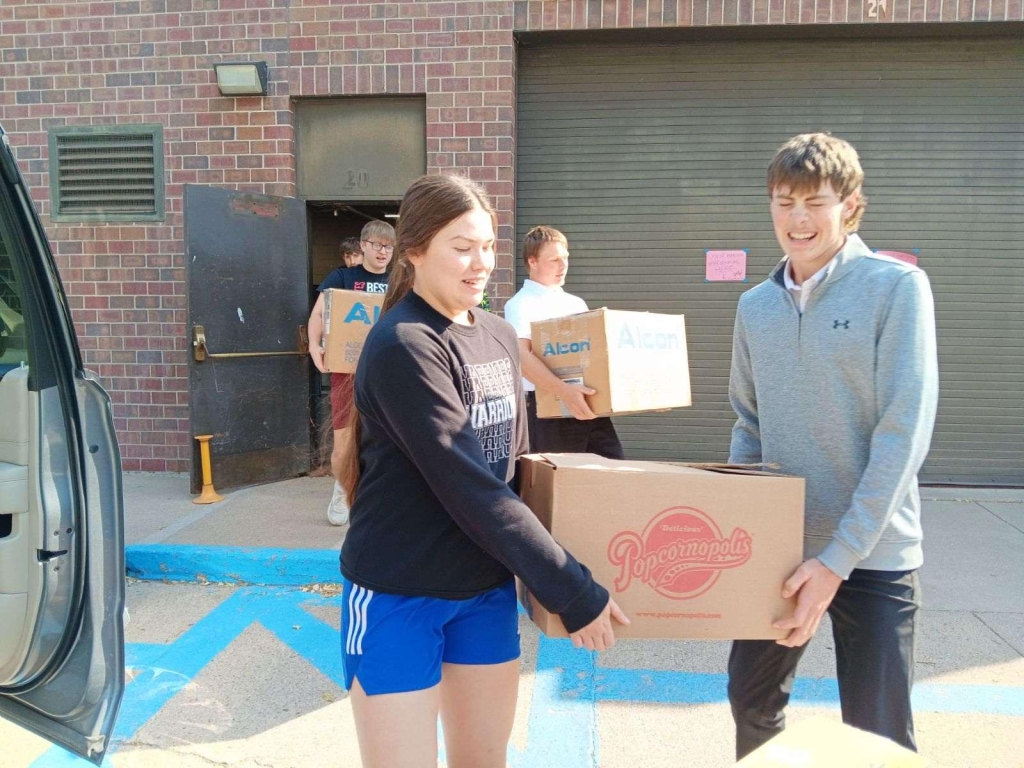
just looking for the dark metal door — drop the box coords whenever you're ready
[185,185,311,492]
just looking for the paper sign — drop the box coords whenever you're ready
[706,250,747,282]
[876,249,919,266]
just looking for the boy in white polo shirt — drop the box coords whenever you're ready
[504,226,624,459]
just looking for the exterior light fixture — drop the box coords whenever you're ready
[213,62,269,96]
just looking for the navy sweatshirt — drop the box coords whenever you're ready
[341,291,609,633]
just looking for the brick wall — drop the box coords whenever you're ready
[0,0,1018,472]
[513,0,1022,25]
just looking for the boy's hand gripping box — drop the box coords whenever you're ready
[530,309,691,419]
[517,454,805,640]
[322,289,385,373]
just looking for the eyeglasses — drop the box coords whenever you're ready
[365,240,394,254]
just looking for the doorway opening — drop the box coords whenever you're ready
[307,200,400,472]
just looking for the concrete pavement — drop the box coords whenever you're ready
[5,473,1024,767]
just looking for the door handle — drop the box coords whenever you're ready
[192,325,309,362]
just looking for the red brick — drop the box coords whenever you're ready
[618,0,633,25]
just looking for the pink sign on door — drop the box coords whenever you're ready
[705,250,748,282]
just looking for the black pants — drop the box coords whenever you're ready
[728,568,921,760]
[525,392,624,459]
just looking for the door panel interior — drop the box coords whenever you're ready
[0,366,31,673]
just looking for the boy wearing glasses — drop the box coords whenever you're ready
[308,219,396,525]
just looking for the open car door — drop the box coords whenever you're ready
[0,128,125,763]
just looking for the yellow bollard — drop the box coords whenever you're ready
[193,434,225,504]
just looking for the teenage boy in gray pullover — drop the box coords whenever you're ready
[726,133,939,759]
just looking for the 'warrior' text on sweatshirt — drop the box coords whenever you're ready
[341,291,609,633]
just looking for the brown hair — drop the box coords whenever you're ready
[767,133,867,232]
[360,219,396,245]
[522,225,568,272]
[338,174,497,503]
[339,236,361,265]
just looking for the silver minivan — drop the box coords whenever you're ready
[0,125,125,763]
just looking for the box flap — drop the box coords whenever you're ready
[520,454,796,479]
[528,308,603,329]
[596,307,686,321]
[670,462,795,478]
[522,453,703,476]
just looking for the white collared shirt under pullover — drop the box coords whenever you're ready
[728,234,940,578]
[783,258,833,313]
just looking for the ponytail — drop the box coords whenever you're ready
[337,173,497,505]
[381,256,415,314]
[337,388,362,504]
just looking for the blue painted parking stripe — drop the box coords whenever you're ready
[123,643,169,670]
[126,544,341,586]
[911,681,1024,717]
[520,626,599,767]
[257,595,348,690]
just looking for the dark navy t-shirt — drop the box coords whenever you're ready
[319,265,389,295]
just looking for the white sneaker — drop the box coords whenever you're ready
[327,481,349,526]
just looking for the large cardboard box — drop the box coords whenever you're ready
[322,289,385,373]
[736,718,930,766]
[517,454,804,640]
[530,308,691,418]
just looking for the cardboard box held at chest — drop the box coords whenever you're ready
[322,289,385,374]
[530,308,691,419]
[517,454,805,640]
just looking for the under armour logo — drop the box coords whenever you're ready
[833,320,850,329]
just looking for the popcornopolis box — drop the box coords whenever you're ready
[322,289,385,373]
[516,453,804,640]
[530,308,691,418]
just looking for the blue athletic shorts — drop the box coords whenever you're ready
[341,578,521,696]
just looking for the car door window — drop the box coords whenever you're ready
[0,233,27,369]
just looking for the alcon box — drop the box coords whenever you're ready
[530,308,691,419]
[516,454,805,640]
[322,289,386,374]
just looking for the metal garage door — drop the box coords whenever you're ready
[515,36,1024,485]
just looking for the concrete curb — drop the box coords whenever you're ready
[125,544,342,586]
[922,487,1024,502]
